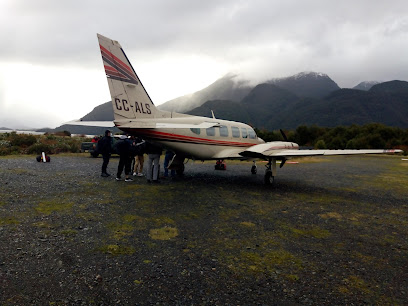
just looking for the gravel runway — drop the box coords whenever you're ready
[0,154,407,304]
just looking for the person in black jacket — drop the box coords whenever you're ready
[99,130,112,177]
[115,135,133,182]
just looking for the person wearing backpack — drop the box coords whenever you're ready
[99,130,113,177]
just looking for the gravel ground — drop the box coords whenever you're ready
[0,154,407,305]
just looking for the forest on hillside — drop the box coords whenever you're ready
[256,123,408,153]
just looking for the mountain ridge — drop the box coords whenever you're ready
[38,72,408,134]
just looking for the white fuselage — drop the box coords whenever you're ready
[116,116,265,160]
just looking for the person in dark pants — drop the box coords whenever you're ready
[163,150,176,178]
[98,130,113,177]
[115,135,133,182]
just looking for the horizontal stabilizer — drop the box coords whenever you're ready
[64,120,115,127]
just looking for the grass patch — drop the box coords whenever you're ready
[97,244,136,255]
[108,222,136,240]
[240,221,256,227]
[339,275,373,296]
[278,223,331,239]
[226,248,303,275]
[149,226,179,240]
[35,200,74,215]
[0,216,20,226]
[60,229,78,237]
[319,212,343,220]
[356,160,408,196]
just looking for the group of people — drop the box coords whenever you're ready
[99,129,175,183]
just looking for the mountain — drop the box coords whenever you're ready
[37,102,119,135]
[49,73,408,135]
[369,80,408,95]
[81,102,114,121]
[160,72,339,113]
[37,125,120,136]
[187,80,408,130]
[353,81,379,91]
[267,72,340,98]
[280,84,408,128]
[158,74,252,113]
[187,100,252,124]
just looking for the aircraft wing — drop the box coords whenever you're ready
[240,143,403,159]
[212,148,248,159]
[64,120,218,129]
[153,122,219,129]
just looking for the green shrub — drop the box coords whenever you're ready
[9,134,37,147]
[27,143,53,155]
[315,139,326,149]
[0,147,11,156]
[54,130,71,137]
[0,140,11,148]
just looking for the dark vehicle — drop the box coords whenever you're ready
[81,135,119,157]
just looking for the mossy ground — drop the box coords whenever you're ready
[0,154,406,304]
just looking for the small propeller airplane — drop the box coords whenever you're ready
[69,34,403,184]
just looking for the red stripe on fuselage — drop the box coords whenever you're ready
[120,128,258,147]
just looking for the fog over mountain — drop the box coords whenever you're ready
[158,74,252,113]
[43,71,408,134]
[353,81,380,91]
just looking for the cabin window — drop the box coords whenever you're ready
[206,127,215,136]
[248,128,256,139]
[219,125,229,137]
[241,128,248,138]
[231,126,240,138]
[190,128,200,135]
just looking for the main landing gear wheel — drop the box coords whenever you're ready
[264,170,274,185]
[251,165,257,174]
[215,160,226,170]
[176,163,185,176]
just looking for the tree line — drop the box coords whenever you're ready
[255,123,408,152]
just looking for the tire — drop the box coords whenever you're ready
[251,165,257,174]
[91,152,99,158]
[264,170,274,185]
[176,163,185,176]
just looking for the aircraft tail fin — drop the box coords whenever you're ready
[97,34,163,120]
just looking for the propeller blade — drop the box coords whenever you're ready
[280,129,288,141]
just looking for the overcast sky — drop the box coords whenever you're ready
[1,0,407,129]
